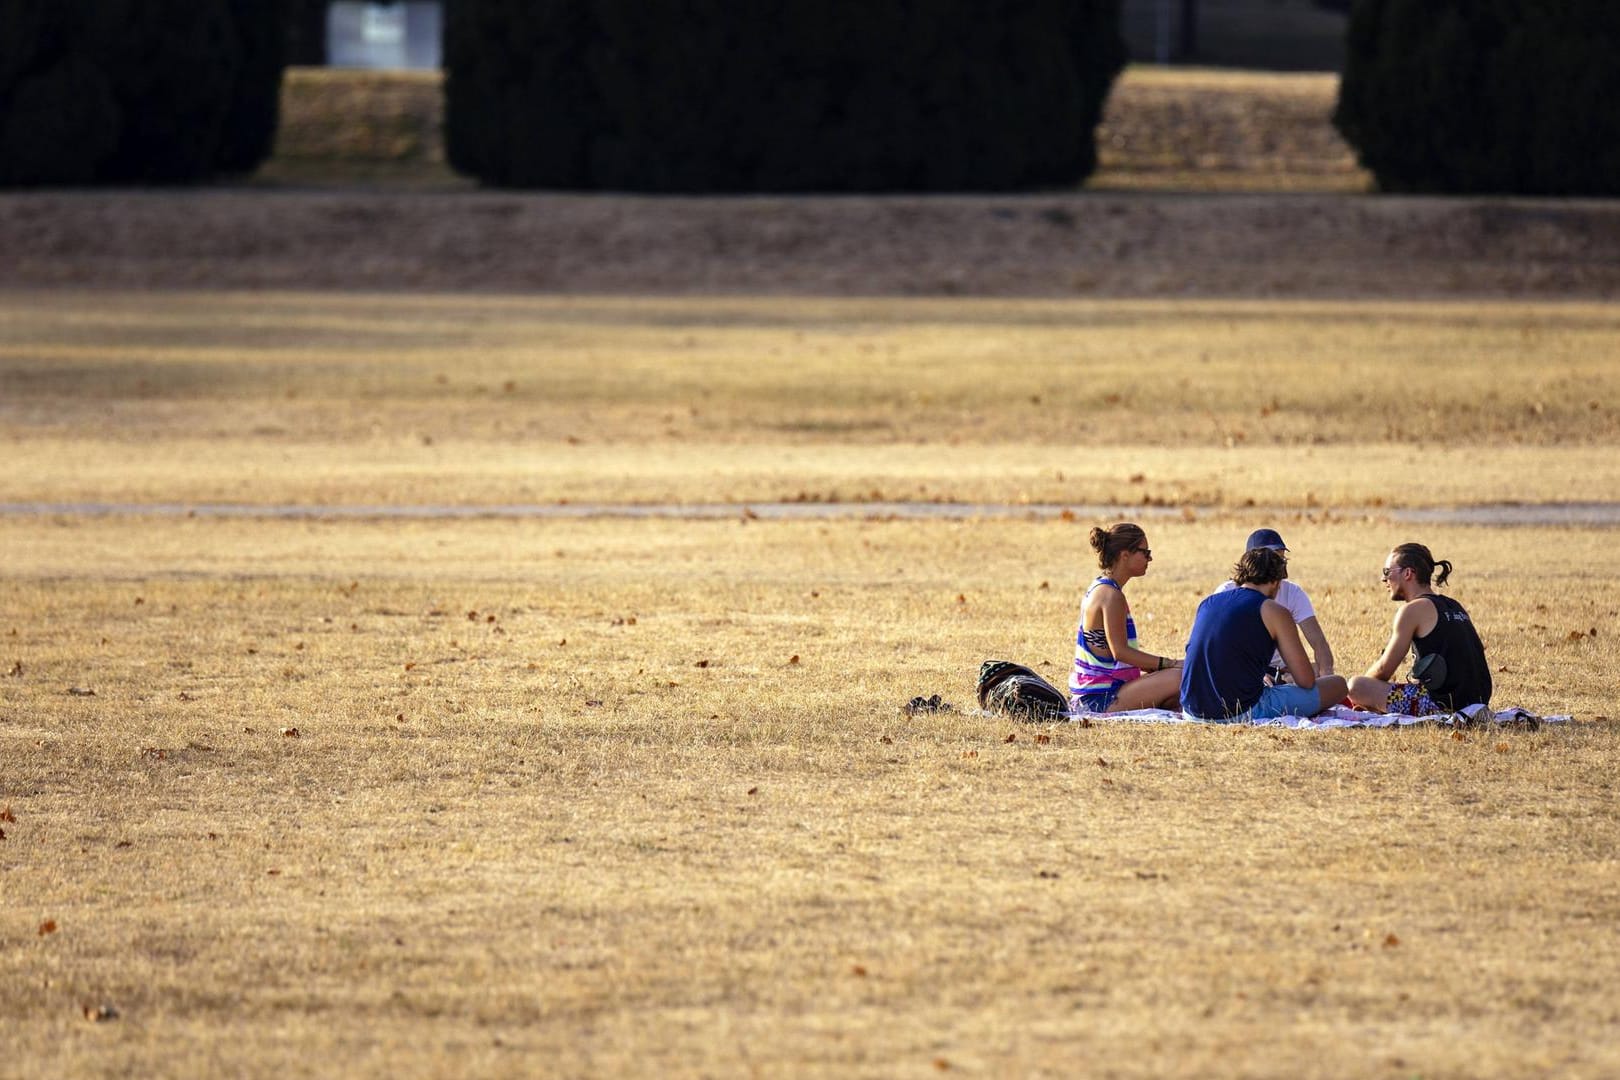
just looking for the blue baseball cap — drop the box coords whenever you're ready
[1245,528,1287,552]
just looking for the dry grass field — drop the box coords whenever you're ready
[4,286,1620,1078]
[4,60,1620,1080]
[5,291,1620,509]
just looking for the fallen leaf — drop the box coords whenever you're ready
[956,594,966,604]
[1004,733,1017,743]
[282,727,300,738]
[404,661,417,670]
[39,919,57,936]
[1038,581,1049,590]
[746,787,758,796]
[851,964,868,977]
[1383,933,1400,948]
[1059,509,1076,522]
[934,1058,951,1071]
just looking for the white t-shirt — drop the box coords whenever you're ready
[1213,578,1317,669]
[1216,578,1315,623]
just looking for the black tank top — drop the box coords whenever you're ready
[1413,594,1492,709]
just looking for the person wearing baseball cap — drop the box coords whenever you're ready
[1211,528,1336,683]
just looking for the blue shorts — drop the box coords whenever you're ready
[1185,684,1323,723]
[1071,681,1126,713]
[1251,683,1324,720]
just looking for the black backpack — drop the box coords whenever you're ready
[977,660,1069,722]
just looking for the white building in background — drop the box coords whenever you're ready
[326,1,442,70]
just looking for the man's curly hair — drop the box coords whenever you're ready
[1232,547,1288,586]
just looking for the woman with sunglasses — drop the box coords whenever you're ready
[1069,522,1183,713]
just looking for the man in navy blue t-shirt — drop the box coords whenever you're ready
[1182,548,1350,722]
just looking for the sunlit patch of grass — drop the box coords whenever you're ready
[3,284,1619,1075]
[4,292,1619,510]
[2,512,1618,1076]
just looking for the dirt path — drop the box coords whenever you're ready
[3,187,1617,298]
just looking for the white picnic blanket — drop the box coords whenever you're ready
[1066,703,1566,730]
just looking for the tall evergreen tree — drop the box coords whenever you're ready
[1334,0,1620,194]
[0,0,287,186]
[445,0,1127,192]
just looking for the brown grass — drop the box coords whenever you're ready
[3,286,1620,1076]
[4,512,1619,1078]
[4,292,1619,509]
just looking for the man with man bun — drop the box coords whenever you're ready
[1347,542,1492,715]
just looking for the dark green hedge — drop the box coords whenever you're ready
[0,0,286,186]
[445,0,1126,192]
[1334,0,1620,195]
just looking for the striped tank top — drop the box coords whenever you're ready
[1070,576,1143,696]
